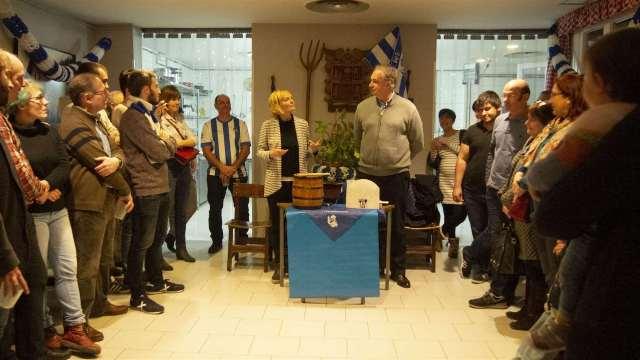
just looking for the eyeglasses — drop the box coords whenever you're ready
[28,94,46,103]
[91,89,108,97]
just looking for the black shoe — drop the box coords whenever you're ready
[271,268,280,284]
[130,294,164,315]
[469,291,508,309]
[509,314,539,331]
[161,258,173,271]
[390,273,411,288]
[460,247,471,278]
[109,277,130,295]
[506,307,526,320]
[208,241,222,254]
[176,247,195,262]
[470,271,490,284]
[145,279,185,294]
[448,237,459,259]
[165,234,176,253]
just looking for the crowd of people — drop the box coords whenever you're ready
[0,26,638,360]
[429,28,639,359]
[0,47,257,358]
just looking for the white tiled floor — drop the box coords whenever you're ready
[80,201,526,359]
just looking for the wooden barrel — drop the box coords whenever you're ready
[292,174,325,209]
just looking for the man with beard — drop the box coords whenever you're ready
[119,70,184,314]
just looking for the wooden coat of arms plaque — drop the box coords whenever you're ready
[323,48,373,112]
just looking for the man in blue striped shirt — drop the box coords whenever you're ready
[201,94,251,254]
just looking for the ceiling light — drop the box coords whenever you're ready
[475,58,487,63]
[305,0,370,13]
[506,44,520,50]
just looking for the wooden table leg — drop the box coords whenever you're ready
[385,208,392,291]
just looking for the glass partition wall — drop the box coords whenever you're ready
[434,31,548,135]
[141,29,252,204]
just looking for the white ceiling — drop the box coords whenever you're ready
[26,0,581,29]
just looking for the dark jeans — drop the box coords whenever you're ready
[462,185,487,241]
[69,191,116,318]
[267,181,293,267]
[358,171,409,275]
[442,204,467,238]
[126,193,169,298]
[559,233,596,318]
[0,246,47,359]
[207,175,249,245]
[169,161,192,249]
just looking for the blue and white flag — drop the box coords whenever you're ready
[365,26,408,97]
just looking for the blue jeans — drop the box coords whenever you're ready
[464,187,502,272]
[462,185,487,242]
[126,193,169,298]
[32,208,85,327]
[558,233,596,318]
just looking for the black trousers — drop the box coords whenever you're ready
[442,204,467,238]
[207,175,249,245]
[267,182,293,267]
[358,171,409,276]
[126,193,169,298]
[0,246,47,359]
[168,161,192,249]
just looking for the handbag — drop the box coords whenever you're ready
[509,192,532,222]
[490,220,519,275]
[184,174,198,220]
[175,146,199,165]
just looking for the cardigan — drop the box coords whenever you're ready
[12,120,70,213]
[257,116,311,197]
[59,106,130,212]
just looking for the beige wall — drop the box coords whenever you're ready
[252,23,436,189]
[0,0,94,65]
[91,25,140,90]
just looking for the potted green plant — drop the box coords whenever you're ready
[312,111,359,202]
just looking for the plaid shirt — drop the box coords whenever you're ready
[0,112,45,203]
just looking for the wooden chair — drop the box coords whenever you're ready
[225,183,271,272]
[404,223,442,272]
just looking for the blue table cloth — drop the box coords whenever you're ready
[286,204,380,298]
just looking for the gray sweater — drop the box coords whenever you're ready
[354,95,424,176]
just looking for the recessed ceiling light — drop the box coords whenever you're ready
[305,0,370,13]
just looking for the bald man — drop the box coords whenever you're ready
[468,79,529,309]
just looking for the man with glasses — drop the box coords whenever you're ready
[59,73,133,340]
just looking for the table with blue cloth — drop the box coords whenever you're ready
[283,204,389,302]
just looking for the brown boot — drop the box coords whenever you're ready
[83,323,104,342]
[44,326,71,359]
[62,324,101,355]
[103,300,129,316]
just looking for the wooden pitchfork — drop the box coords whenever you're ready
[299,40,325,121]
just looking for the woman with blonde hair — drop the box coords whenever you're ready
[257,90,319,283]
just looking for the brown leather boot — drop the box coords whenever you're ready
[44,326,71,359]
[62,324,101,355]
[83,323,104,342]
[103,300,129,316]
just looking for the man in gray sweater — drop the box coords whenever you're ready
[355,65,424,288]
[120,70,183,314]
